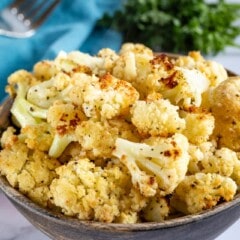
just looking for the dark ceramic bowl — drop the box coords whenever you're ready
[0,67,240,240]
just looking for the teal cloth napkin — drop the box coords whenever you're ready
[0,0,122,101]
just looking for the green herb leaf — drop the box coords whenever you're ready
[98,0,240,55]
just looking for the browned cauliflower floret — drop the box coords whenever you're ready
[50,158,148,223]
[181,108,215,145]
[131,96,185,137]
[71,72,139,120]
[170,173,237,214]
[20,122,54,152]
[175,51,228,87]
[0,133,60,207]
[188,141,238,177]
[46,101,86,158]
[210,77,240,151]
[113,133,190,197]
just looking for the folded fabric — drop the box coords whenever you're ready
[0,0,122,101]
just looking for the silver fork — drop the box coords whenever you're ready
[0,0,60,38]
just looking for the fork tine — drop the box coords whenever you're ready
[10,0,26,8]
[31,0,60,28]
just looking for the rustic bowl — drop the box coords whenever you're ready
[0,67,239,240]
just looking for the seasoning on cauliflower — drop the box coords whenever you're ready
[188,141,238,177]
[181,108,215,145]
[142,193,170,222]
[78,72,139,120]
[75,118,139,160]
[210,77,240,151]
[0,128,60,206]
[113,133,190,197]
[170,173,237,215]
[47,101,86,158]
[50,158,148,223]
[159,67,209,108]
[131,94,185,137]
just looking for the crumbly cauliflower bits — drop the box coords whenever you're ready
[170,173,237,215]
[113,133,190,197]
[50,158,148,223]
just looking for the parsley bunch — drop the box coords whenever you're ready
[99,0,240,55]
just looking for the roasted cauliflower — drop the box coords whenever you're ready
[0,43,239,224]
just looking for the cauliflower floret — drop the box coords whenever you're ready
[159,67,209,108]
[188,142,238,177]
[46,101,86,158]
[73,72,139,120]
[170,173,237,214]
[113,133,190,197]
[6,70,48,128]
[50,158,148,223]
[175,51,228,87]
[131,96,185,137]
[210,77,240,151]
[181,108,215,144]
[27,72,73,109]
[142,193,170,222]
[33,50,103,81]
[0,135,60,206]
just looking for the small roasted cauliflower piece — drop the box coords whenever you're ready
[47,101,86,158]
[170,173,237,214]
[143,193,170,222]
[181,108,215,144]
[131,96,185,137]
[188,142,238,177]
[159,67,209,108]
[113,133,190,197]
